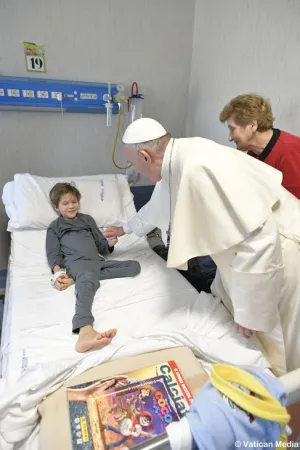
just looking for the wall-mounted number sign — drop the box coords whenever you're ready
[23,42,46,73]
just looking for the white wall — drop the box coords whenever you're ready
[187,0,300,145]
[0,0,195,268]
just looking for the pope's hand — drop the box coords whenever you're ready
[236,323,254,338]
[104,226,125,238]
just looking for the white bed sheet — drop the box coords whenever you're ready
[0,229,269,449]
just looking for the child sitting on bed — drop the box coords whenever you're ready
[46,182,141,353]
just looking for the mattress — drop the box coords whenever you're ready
[1,229,270,381]
[0,229,270,449]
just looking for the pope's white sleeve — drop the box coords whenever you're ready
[229,215,284,333]
[122,221,133,234]
[122,202,156,237]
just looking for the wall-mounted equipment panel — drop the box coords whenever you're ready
[0,76,118,113]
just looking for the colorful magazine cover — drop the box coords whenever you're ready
[67,360,193,449]
[126,360,193,417]
[88,375,181,449]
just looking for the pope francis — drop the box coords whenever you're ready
[121,117,300,376]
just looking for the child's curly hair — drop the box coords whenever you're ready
[49,182,81,208]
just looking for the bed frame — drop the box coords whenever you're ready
[0,261,10,372]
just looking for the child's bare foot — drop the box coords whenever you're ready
[75,326,117,353]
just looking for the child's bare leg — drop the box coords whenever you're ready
[75,326,117,353]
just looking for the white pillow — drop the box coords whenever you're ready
[4,173,133,230]
[2,181,18,222]
[77,178,123,227]
[116,173,137,222]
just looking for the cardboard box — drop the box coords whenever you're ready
[38,346,208,450]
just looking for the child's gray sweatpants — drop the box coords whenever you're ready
[68,259,141,333]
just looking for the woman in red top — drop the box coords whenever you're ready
[220,93,300,199]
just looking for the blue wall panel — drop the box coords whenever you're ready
[0,76,118,114]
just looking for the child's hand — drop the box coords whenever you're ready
[107,237,118,247]
[54,274,74,291]
[54,277,65,291]
[59,276,75,290]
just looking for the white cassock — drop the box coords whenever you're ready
[150,136,300,376]
[122,179,170,246]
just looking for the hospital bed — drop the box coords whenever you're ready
[0,173,298,449]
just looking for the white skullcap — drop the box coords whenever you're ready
[122,118,167,144]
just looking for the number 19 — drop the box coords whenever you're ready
[30,57,43,70]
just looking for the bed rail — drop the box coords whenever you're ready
[280,368,300,407]
[133,368,300,450]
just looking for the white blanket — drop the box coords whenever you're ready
[0,231,269,449]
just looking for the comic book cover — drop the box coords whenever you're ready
[86,375,181,449]
[67,376,124,450]
[67,360,193,449]
[125,360,193,417]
